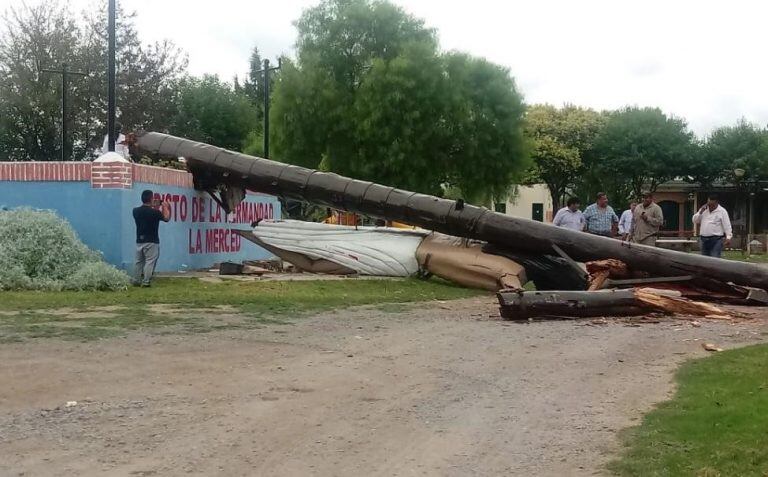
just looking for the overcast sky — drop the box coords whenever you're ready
[3,0,767,136]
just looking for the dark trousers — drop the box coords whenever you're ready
[700,235,724,258]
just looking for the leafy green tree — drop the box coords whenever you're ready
[524,104,604,211]
[442,53,529,202]
[271,0,528,200]
[0,2,83,161]
[696,120,767,185]
[170,75,258,151]
[0,0,186,161]
[344,41,449,195]
[593,106,695,201]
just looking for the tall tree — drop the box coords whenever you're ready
[243,46,263,107]
[0,0,186,161]
[442,52,529,202]
[271,0,528,200]
[524,104,604,211]
[593,106,694,201]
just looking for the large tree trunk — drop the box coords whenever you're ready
[135,132,768,290]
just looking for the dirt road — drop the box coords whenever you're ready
[1,297,765,476]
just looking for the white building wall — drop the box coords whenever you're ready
[503,184,554,222]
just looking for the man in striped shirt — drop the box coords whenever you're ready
[583,192,619,237]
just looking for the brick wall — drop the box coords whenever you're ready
[0,162,91,182]
[0,161,196,190]
[132,164,193,188]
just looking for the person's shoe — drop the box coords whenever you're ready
[141,283,151,288]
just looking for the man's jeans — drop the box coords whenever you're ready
[134,243,160,285]
[700,235,724,258]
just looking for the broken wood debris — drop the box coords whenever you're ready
[634,288,731,319]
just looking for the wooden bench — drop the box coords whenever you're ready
[656,238,698,253]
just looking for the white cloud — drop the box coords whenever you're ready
[2,0,767,136]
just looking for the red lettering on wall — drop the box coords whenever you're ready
[188,227,244,254]
[179,195,188,222]
[171,194,180,221]
[205,229,214,253]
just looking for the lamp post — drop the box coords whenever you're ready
[107,0,116,152]
[734,168,755,256]
[40,63,87,161]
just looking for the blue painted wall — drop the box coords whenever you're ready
[0,181,280,272]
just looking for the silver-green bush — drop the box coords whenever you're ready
[0,208,130,291]
[66,262,130,291]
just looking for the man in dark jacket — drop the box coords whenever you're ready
[132,190,171,287]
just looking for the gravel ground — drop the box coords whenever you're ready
[1,297,766,476]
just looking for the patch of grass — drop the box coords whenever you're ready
[722,250,768,263]
[1,277,480,311]
[0,277,482,342]
[609,344,768,477]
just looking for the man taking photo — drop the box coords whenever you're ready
[133,190,171,287]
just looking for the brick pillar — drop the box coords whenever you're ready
[91,162,133,189]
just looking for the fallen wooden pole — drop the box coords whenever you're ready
[497,289,732,320]
[603,275,694,288]
[497,289,646,319]
[135,132,768,290]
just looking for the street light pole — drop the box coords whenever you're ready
[41,63,87,161]
[107,0,117,152]
[256,58,281,158]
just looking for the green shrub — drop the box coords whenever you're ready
[66,262,131,291]
[0,261,32,290]
[0,208,129,291]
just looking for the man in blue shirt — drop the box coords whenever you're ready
[552,197,584,231]
[583,192,619,237]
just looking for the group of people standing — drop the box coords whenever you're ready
[552,192,733,258]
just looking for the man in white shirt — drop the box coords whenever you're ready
[552,197,585,231]
[101,124,131,160]
[692,194,733,258]
[618,201,637,240]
